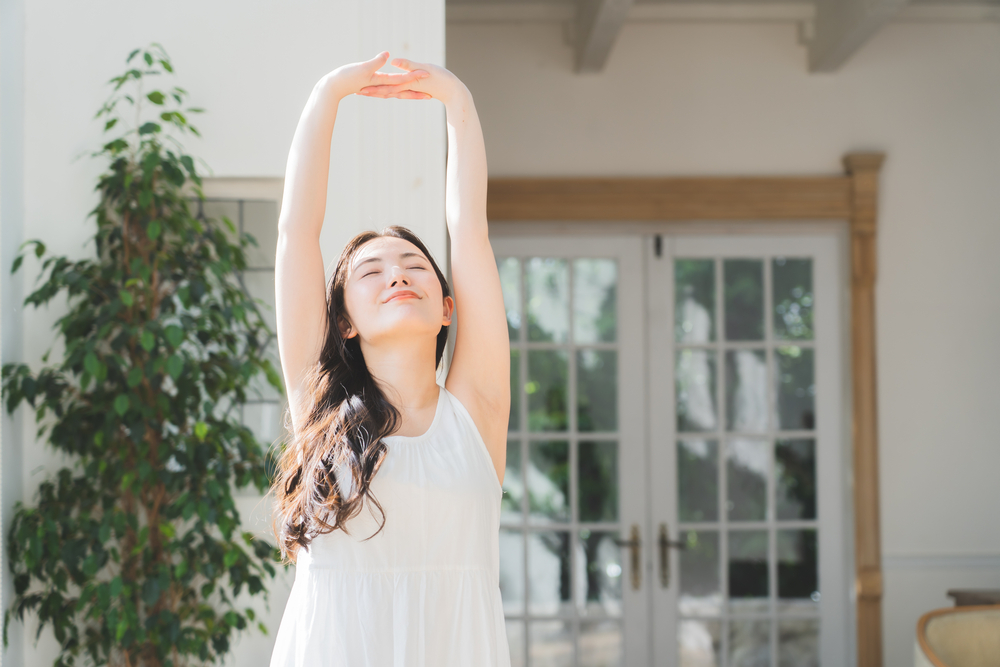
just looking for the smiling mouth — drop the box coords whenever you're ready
[385,291,419,303]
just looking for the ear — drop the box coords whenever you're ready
[338,315,357,340]
[441,295,454,326]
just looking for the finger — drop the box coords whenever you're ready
[390,57,429,73]
[368,69,428,85]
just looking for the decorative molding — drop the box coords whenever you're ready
[488,151,886,667]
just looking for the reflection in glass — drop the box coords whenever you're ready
[498,256,522,339]
[576,531,623,617]
[528,533,571,615]
[502,440,523,522]
[578,621,622,667]
[675,259,716,343]
[728,530,768,612]
[579,441,618,522]
[499,529,525,614]
[775,347,816,430]
[679,530,721,616]
[578,350,617,432]
[527,350,569,431]
[776,439,816,520]
[778,618,819,667]
[574,259,617,343]
[778,529,818,602]
[527,258,569,343]
[676,349,718,432]
[506,619,526,667]
[678,439,718,522]
[529,620,574,667]
[579,620,623,667]
[679,618,722,667]
[509,349,521,432]
[728,619,771,667]
[727,439,768,522]
[724,259,764,341]
[726,349,768,432]
[529,441,569,523]
[773,257,814,341]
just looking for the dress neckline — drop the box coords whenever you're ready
[382,385,446,444]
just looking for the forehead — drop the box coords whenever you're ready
[350,236,427,270]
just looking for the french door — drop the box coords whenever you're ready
[491,232,849,667]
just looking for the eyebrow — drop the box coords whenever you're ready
[353,251,427,271]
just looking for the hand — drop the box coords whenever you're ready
[357,56,467,105]
[327,51,429,100]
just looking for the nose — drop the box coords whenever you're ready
[389,265,410,287]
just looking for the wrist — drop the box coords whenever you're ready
[444,82,473,113]
[317,72,351,101]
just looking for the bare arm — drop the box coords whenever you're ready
[363,59,510,483]
[276,53,428,434]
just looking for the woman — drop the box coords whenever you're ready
[267,52,511,667]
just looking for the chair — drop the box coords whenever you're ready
[915,604,1000,667]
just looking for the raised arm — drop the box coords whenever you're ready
[276,53,429,434]
[361,59,510,482]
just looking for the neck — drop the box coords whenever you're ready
[358,334,440,413]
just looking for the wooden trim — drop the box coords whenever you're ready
[488,152,887,667]
[916,604,1000,667]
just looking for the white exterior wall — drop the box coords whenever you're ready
[446,18,1000,666]
[2,1,445,665]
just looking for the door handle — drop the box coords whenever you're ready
[613,524,642,591]
[658,523,686,588]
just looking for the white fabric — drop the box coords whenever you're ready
[268,385,511,667]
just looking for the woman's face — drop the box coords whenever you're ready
[339,235,452,346]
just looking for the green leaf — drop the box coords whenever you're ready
[194,421,208,441]
[146,90,164,105]
[223,549,239,568]
[84,352,100,377]
[119,289,133,307]
[127,366,143,387]
[140,330,155,351]
[167,354,183,379]
[165,325,184,348]
[147,220,161,240]
[109,576,123,598]
[104,118,118,131]
[138,121,161,135]
[114,394,129,416]
[159,59,173,73]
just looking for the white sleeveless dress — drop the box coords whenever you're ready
[268,385,511,667]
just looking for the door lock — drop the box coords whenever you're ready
[658,523,687,588]
[613,524,642,591]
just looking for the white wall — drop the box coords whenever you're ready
[445,17,1000,666]
[2,1,445,665]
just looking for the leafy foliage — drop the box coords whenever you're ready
[1,43,286,667]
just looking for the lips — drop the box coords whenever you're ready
[384,290,419,303]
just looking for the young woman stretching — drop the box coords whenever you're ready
[267,52,511,667]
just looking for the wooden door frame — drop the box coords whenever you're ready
[486,152,886,667]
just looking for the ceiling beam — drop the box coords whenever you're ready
[809,0,912,72]
[575,0,635,73]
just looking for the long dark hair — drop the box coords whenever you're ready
[270,225,451,564]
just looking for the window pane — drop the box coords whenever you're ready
[778,618,819,667]
[679,530,721,616]
[726,439,768,522]
[527,350,569,432]
[676,349,718,432]
[728,619,771,667]
[502,440,523,523]
[728,530,768,612]
[573,258,617,343]
[576,530,623,617]
[579,619,622,667]
[775,347,816,430]
[529,441,569,523]
[528,531,572,615]
[509,349,521,432]
[579,441,618,522]
[498,256,522,340]
[679,619,722,667]
[242,200,279,269]
[506,619,526,667]
[678,439,718,523]
[776,439,816,520]
[726,349,768,432]
[527,258,569,343]
[529,619,573,667]
[500,529,525,614]
[577,349,617,432]
[777,529,818,604]
[724,259,764,341]
[773,257,814,341]
[675,259,715,343]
